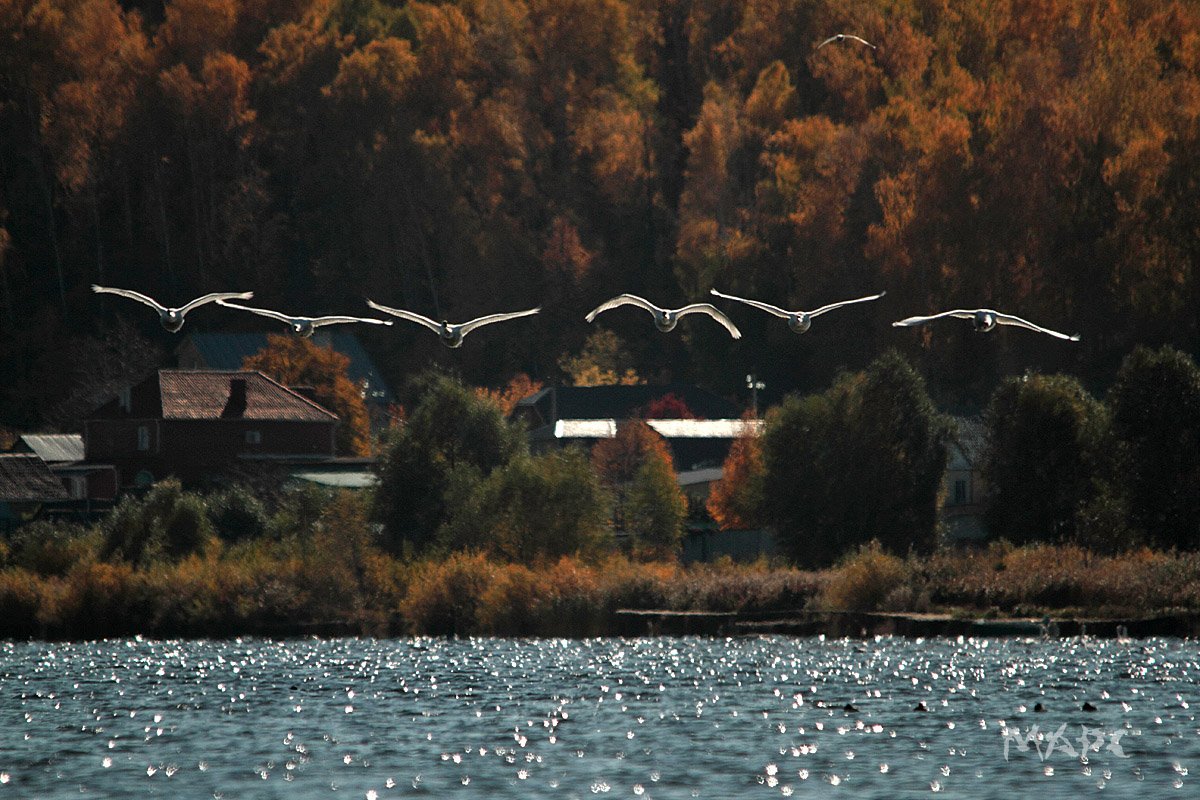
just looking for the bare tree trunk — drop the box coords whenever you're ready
[184,128,207,287]
[26,90,66,313]
[398,171,441,319]
[90,184,105,284]
[0,229,14,327]
[154,159,175,283]
[121,159,134,248]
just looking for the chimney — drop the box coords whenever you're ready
[291,385,319,404]
[222,377,248,418]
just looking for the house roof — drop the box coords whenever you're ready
[646,419,763,439]
[951,416,987,466]
[289,470,378,489]
[515,384,739,423]
[537,418,763,441]
[0,454,70,502]
[177,331,394,404]
[17,434,85,463]
[677,467,724,487]
[157,371,338,422]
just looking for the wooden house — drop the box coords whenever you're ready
[84,370,339,489]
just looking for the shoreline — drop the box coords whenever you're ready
[7,610,1198,642]
[615,609,1200,638]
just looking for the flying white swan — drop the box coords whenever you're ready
[366,300,540,348]
[216,300,391,338]
[817,33,877,50]
[91,285,253,333]
[892,309,1080,341]
[710,288,886,333]
[585,294,742,339]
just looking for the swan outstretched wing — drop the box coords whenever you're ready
[215,301,296,325]
[892,309,976,327]
[709,289,789,319]
[459,307,541,338]
[178,291,253,316]
[817,33,876,50]
[993,312,1080,341]
[809,291,886,318]
[677,303,743,339]
[366,300,442,334]
[585,294,661,323]
[311,315,391,328]
[91,285,166,313]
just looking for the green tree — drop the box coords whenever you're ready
[373,370,525,553]
[1108,346,1200,549]
[591,421,686,557]
[625,455,687,556]
[101,479,214,565]
[762,351,951,567]
[983,374,1113,545]
[440,448,612,562]
[207,485,268,543]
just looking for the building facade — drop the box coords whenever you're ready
[85,370,338,488]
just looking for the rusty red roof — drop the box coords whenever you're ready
[158,371,338,422]
[0,454,70,501]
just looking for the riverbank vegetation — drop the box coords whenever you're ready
[4,523,1200,639]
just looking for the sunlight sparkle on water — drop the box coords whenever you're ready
[0,636,1197,798]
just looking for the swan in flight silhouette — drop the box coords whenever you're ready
[710,288,886,333]
[585,294,742,339]
[216,300,391,338]
[367,300,540,348]
[817,33,877,50]
[91,285,252,333]
[892,309,1080,341]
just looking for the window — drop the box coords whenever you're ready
[245,430,262,445]
[118,387,132,413]
[953,479,968,505]
[136,425,150,451]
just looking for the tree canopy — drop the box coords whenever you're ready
[4,0,1200,427]
[242,333,372,456]
[761,351,951,566]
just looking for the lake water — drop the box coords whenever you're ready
[1,636,1197,798]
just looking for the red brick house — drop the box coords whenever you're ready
[85,370,338,488]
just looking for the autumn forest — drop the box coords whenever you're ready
[3,0,1200,427]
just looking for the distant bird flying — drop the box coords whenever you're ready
[892,309,1080,341]
[216,300,391,338]
[362,299,537,347]
[817,33,877,50]
[91,285,253,333]
[366,300,540,348]
[710,288,886,333]
[586,294,741,339]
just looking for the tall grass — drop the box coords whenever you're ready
[3,536,1199,638]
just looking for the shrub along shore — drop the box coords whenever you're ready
[4,532,1200,640]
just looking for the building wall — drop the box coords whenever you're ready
[85,418,335,486]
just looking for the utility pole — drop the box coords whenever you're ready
[746,374,766,417]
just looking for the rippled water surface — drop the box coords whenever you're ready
[2,636,1198,798]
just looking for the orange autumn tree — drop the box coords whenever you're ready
[706,423,765,531]
[243,334,371,456]
[476,373,543,416]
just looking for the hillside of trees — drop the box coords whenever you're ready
[3,0,1200,428]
